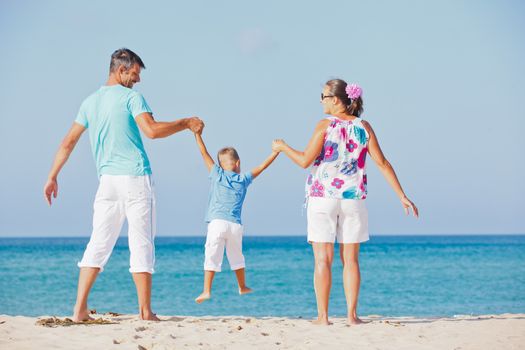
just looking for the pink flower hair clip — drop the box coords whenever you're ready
[345,84,362,100]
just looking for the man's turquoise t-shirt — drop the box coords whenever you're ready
[75,85,152,177]
[206,164,253,225]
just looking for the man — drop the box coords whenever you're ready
[44,48,203,321]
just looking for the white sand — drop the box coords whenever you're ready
[1,313,524,350]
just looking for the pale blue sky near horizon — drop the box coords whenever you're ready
[0,0,524,237]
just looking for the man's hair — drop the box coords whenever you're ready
[109,48,146,73]
[217,147,240,165]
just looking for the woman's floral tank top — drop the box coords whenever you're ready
[306,116,369,200]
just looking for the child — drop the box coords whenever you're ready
[193,129,279,303]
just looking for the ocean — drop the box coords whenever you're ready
[0,235,524,318]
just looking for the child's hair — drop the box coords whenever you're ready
[325,79,364,117]
[217,147,240,165]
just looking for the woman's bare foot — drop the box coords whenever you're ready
[72,308,94,323]
[312,317,332,325]
[195,291,211,304]
[140,312,161,321]
[347,317,366,325]
[239,286,253,295]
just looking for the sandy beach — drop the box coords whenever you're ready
[1,313,523,350]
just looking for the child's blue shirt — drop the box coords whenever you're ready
[205,164,253,224]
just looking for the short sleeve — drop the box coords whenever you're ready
[128,91,153,118]
[243,172,253,187]
[74,101,88,128]
[209,164,221,180]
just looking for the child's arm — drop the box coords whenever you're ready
[194,132,215,172]
[251,151,279,179]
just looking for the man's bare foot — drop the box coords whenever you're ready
[312,318,332,325]
[140,312,161,321]
[239,287,253,295]
[347,317,366,325]
[195,292,211,304]
[72,309,94,323]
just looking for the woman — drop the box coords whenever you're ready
[272,79,418,325]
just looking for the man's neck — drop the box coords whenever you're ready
[106,75,121,86]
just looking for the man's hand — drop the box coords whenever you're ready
[44,178,58,206]
[401,196,419,218]
[187,117,204,134]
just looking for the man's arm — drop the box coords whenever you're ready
[194,132,215,171]
[135,112,203,139]
[251,151,279,179]
[44,122,86,206]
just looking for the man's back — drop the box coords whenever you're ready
[75,84,152,177]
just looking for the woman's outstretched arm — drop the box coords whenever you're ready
[272,119,330,169]
[363,120,419,217]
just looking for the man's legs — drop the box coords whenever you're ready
[132,272,159,320]
[126,175,158,320]
[75,175,125,321]
[72,267,100,322]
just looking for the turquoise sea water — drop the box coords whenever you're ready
[0,235,524,318]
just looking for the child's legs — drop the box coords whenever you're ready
[225,223,246,288]
[204,220,227,273]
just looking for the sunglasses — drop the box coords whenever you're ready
[321,93,335,100]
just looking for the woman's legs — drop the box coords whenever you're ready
[340,243,363,324]
[312,242,334,325]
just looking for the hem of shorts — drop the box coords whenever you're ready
[129,268,155,274]
[77,262,104,272]
[307,237,369,244]
[229,263,246,271]
[205,216,242,225]
[204,265,222,272]
[307,196,368,201]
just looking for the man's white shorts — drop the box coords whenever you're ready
[77,175,156,274]
[204,219,245,272]
[307,197,369,244]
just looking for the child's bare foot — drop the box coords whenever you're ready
[72,308,94,323]
[239,287,253,295]
[312,317,332,326]
[347,317,366,325]
[195,292,211,304]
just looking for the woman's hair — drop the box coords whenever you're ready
[325,79,363,117]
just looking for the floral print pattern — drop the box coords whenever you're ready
[310,180,325,197]
[331,178,345,189]
[306,117,369,200]
[322,141,339,162]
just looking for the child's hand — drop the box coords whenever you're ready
[272,139,286,152]
[188,117,204,134]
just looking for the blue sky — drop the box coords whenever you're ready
[1,0,524,236]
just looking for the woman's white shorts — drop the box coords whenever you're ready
[77,175,156,274]
[204,219,245,272]
[307,197,369,244]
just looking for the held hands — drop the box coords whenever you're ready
[187,117,204,134]
[401,196,419,218]
[272,139,286,153]
[44,178,58,206]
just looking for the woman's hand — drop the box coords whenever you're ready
[401,196,419,218]
[272,139,286,152]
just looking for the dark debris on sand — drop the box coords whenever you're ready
[36,316,118,327]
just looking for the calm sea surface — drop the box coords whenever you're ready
[0,235,524,317]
